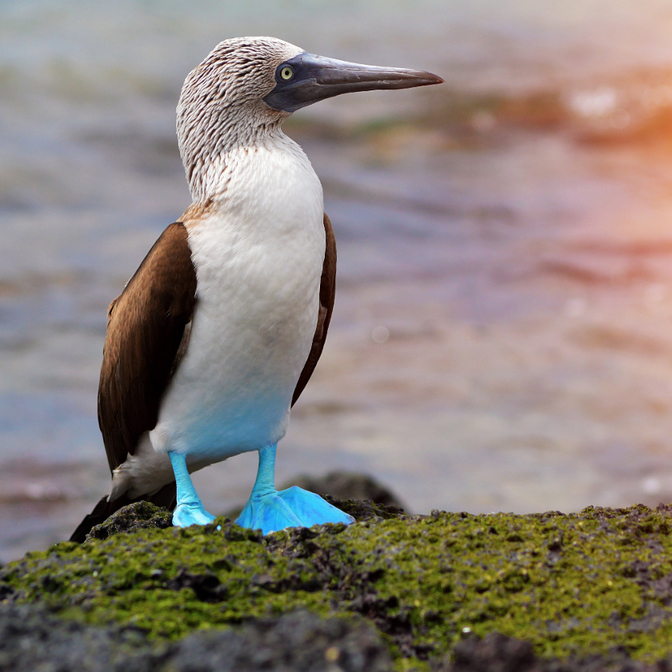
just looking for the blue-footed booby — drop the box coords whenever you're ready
[70,37,443,542]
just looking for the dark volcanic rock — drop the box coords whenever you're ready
[444,633,538,672]
[165,568,229,603]
[0,603,391,672]
[0,602,165,672]
[171,609,392,672]
[324,494,406,521]
[442,632,672,672]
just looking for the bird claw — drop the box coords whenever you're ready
[172,502,216,527]
[235,486,354,535]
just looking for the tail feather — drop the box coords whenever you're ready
[69,483,177,543]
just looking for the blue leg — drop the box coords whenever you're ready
[236,444,355,535]
[169,451,215,527]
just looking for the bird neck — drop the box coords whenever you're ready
[183,125,299,205]
[178,103,288,203]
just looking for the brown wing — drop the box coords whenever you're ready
[292,213,336,406]
[97,222,197,473]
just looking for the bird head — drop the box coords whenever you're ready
[177,36,443,200]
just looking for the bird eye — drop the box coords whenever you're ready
[279,65,294,81]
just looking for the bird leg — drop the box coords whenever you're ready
[236,444,354,535]
[169,451,216,527]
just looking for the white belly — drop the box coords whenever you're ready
[111,135,325,500]
[154,138,324,464]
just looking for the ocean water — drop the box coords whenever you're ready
[4,0,672,561]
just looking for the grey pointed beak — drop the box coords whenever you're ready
[264,52,444,113]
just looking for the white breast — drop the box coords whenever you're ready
[152,133,325,466]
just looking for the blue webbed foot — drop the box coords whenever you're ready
[235,444,355,535]
[172,502,216,528]
[236,485,354,535]
[168,451,215,528]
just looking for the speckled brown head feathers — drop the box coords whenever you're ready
[176,37,302,200]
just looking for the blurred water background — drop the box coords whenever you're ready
[5,0,672,561]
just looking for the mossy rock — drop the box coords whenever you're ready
[86,499,174,541]
[3,499,672,670]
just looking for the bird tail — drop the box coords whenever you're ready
[69,483,176,543]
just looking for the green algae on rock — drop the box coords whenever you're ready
[3,499,672,669]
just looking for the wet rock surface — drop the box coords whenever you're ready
[4,499,672,670]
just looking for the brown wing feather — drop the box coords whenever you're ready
[292,213,336,406]
[97,222,197,472]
